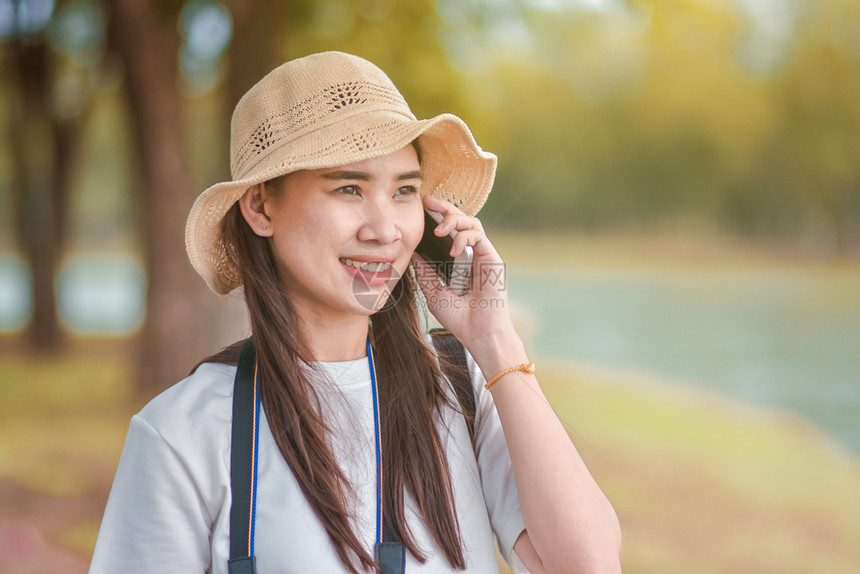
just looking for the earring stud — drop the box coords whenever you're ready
[262,225,267,230]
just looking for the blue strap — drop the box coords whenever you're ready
[368,340,405,573]
[367,339,383,544]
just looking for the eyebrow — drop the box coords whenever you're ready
[319,170,423,182]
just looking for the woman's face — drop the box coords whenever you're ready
[262,144,424,321]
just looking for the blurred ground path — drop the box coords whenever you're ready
[0,478,103,573]
[0,337,134,572]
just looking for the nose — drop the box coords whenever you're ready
[356,199,402,244]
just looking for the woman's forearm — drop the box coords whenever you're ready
[468,331,622,574]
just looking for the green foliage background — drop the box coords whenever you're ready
[453,0,860,249]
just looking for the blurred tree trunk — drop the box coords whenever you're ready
[225,0,291,111]
[111,0,221,395]
[7,38,66,351]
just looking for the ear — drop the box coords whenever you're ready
[238,184,274,237]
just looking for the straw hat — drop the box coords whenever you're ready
[185,51,497,295]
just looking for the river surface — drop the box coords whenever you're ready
[2,254,859,453]
[506,264,860,454]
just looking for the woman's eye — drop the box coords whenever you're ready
[336,185,360,196]
[395,186,417,196]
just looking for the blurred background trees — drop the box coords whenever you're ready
[1,0,858,392]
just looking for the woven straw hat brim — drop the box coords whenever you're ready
[185,111,496,295]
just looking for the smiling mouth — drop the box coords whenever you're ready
[339,257,396,288]
[339,258,392,272]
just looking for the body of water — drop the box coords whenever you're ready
[0,253,145,335]
[507,265,860,454]
[2,253,859,453]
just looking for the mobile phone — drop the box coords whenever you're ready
[415,208,473,295]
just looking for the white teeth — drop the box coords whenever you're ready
[340,258,391,272]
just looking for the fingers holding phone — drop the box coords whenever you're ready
[422,195,489,256]
[414,207,473,295]
[412,195,513,338]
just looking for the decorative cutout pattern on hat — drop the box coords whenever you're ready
[213,235,242,293]
[351,133,377,153]
[250,121,275,155]
[327,83,368,111]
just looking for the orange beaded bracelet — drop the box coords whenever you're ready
[484,362,536,390]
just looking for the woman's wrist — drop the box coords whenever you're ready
[467,330,531,382]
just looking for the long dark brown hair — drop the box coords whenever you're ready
[196,179,467,571]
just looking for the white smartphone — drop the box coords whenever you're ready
[415,208,473,295]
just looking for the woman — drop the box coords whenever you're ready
[90,52,621,574]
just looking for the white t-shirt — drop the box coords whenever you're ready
[89,348,528,573]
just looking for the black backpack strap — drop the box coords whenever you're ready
[375,538,406,574]
[229,337,258,574]
[429,328,476,443]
